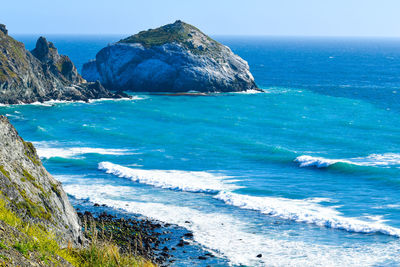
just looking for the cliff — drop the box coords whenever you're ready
[0,116,158,266]
[0,24,125,104]
[82,20,258,93]
[0,115,80,264]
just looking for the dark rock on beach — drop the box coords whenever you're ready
[0,24,125,104]
[78,210,175,265]
[82,20,259,93]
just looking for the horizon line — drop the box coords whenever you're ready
[9,33,400,39]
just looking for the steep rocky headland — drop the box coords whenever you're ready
[0,116,159,266]
[0,115,81,264]
[82,20,258,93]
[0,24,125,104]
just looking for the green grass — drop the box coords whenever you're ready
[119,20,191,46]
[23,141,41,166]
[0,166,10,179]
[0,197,155,266]
[15,187,51,220]
[0,242,7,250]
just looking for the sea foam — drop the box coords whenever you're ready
[98,162,400,237]
[98,161,239,193]
[33,142,137,159]
[215,191,400,237]
[295,153,400,168]
[295,155,350,168]
[64,183,400,267]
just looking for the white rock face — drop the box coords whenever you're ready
[82,21,258,93]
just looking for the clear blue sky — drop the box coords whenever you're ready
[2,0,400,37]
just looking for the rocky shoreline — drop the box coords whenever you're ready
[0,24,127,104]
[76,204,221,266]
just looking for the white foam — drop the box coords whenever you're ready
[29,100,86,106]
[295,155,348,168]
[215,191,400,237]
[98,161,239,193]
[64,183,400,266]
[355,153,400,167]
[234,89,263,94]
[295,153,400,168]
[33,142,137,159]
[0,96,146,107]
[88,96,146,103]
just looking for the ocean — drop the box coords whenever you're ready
[2,35,400,266]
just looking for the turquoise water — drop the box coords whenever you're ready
[3,36,400,266]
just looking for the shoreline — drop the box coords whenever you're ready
[0,89,265,107]
[74,200,225,266]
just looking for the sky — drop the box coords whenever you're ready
[1,0,400,37]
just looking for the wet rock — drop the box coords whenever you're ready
[184,232,194,238]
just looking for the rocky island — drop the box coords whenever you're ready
[0,24,125,104]
[82,20,258,93]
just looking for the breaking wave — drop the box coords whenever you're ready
[215,191,400,237]
[98,161,239,193]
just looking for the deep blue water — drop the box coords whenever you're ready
[2,35,400,266]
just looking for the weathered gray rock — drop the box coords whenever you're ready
[0,24,7,35]
[82,20,258,93]
[0,24,126,104]
[0,115,82,246]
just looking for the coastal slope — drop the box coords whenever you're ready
[0,24,124,104]
[0,117,159,266]
[0,115,82,245]
[82,20,258,93]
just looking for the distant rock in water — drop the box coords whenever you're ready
[82,20,259,93]
[0,24,125,104]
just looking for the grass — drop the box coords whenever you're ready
[0,166,10,179]
[119,20,218,53]
[120,20,192,47]
[23,141,41,166]
[0,197,155,266]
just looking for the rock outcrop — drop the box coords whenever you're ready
[0,24,126,104]
[0,115,82,246]
[82,20,258,93]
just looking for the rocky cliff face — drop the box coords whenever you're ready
[0,24,124,104]
[82,20,258,93]
[0,115,82,246]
